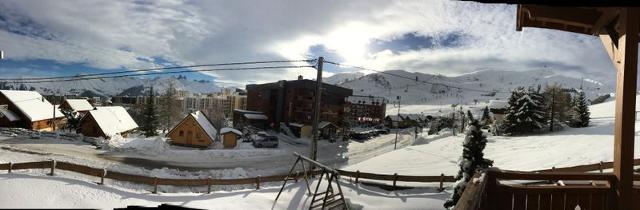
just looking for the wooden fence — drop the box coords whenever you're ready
[0,160,454,193]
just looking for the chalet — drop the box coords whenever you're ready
[318,121,339,139]
[220,127,242,149]
[166,111,217,148]
[487,100,508,124]
[233,109,268,129]
[78,106,138,138]
[384,115,410,128]
[287,123,312,138]
[0,90,65,131]
[59,99,94,116]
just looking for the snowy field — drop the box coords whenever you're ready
[347,97,640,176]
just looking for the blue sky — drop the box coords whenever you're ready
[0,0,617,86]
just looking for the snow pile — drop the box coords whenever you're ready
[103,135,168,154]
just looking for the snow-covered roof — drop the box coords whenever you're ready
[64,99,94,112]
[488,100,508,109]
[191,111,217,140]
[0,106,20,122]
[220,127,242,136]
[386,115,403,121]
[319,121,335,129]
[404,114,424,121]
[244,113,268,120]
[289,122,304,127]
[89,106,138,137]
[0,90,63,121]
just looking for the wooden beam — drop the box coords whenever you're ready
[610,8,639,210]
[591,8,620,35]
[520,5,600,29]
[599,32,623,71]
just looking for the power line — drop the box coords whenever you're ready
[0,59,316,82]
[7,65,315,84]
[323,60,507,94]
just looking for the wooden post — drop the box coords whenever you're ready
[439,173,444,191]
[153,177,158,194]
[612,9,638,210]
[599,161,604,173]
[49,160,56,176]
[393,173,398,188]
[310,56,323,164]
[355,170,360,184]
[8,162,12,173]
[100,169,106,185]
[207,176,211,194]
[294,171,299,183]
[256,176,261,190]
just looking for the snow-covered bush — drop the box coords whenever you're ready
[444,111,493,209]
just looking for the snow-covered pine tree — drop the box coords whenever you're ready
[481,106,491,125]
[444,111,494,209]
[141,86,159,137]
[502,86,546,135]
[502,87,525,135]
[572,90,590,127]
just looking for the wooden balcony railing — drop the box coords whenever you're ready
[454,168,640,210]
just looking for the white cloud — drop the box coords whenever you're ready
[0,0,618,86]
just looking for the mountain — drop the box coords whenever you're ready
[323,72,364,85]
[327,69,614,105]
[0,76,222,97]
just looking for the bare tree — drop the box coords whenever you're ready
[159,81,182,133]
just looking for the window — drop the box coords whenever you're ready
[179,130,184,137]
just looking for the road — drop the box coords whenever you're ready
[0,129,422,176]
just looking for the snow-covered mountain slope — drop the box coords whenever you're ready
[328,69,613,105]
[0,76,221,96]
[323,72,364,85]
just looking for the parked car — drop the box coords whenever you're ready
[252,132,279,148]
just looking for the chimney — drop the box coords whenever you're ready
[297,75,303,80]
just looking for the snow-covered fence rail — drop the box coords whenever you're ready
[337,169,455,189]
[534,159,640,173]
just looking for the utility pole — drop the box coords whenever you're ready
[394,95,400,150]
[549,90,555,132]
[310,57,323,162]
[52,93,56,131]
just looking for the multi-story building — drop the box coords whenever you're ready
[345,95,387,127]
[246,76,353,128]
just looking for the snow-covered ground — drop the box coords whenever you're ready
[0,171,447,210]
[346,97,640,177]
[0,95,633,209]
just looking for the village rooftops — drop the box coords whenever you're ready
[191,111,217,140]
[89,106,138,137]
[0,90,64,121]
[63,99,94,112]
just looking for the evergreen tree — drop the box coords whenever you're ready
[502,87,546,135]
[572,90,590,127]
[141,86,159,136]
[444,111,493,209]
[480,106,491,125]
